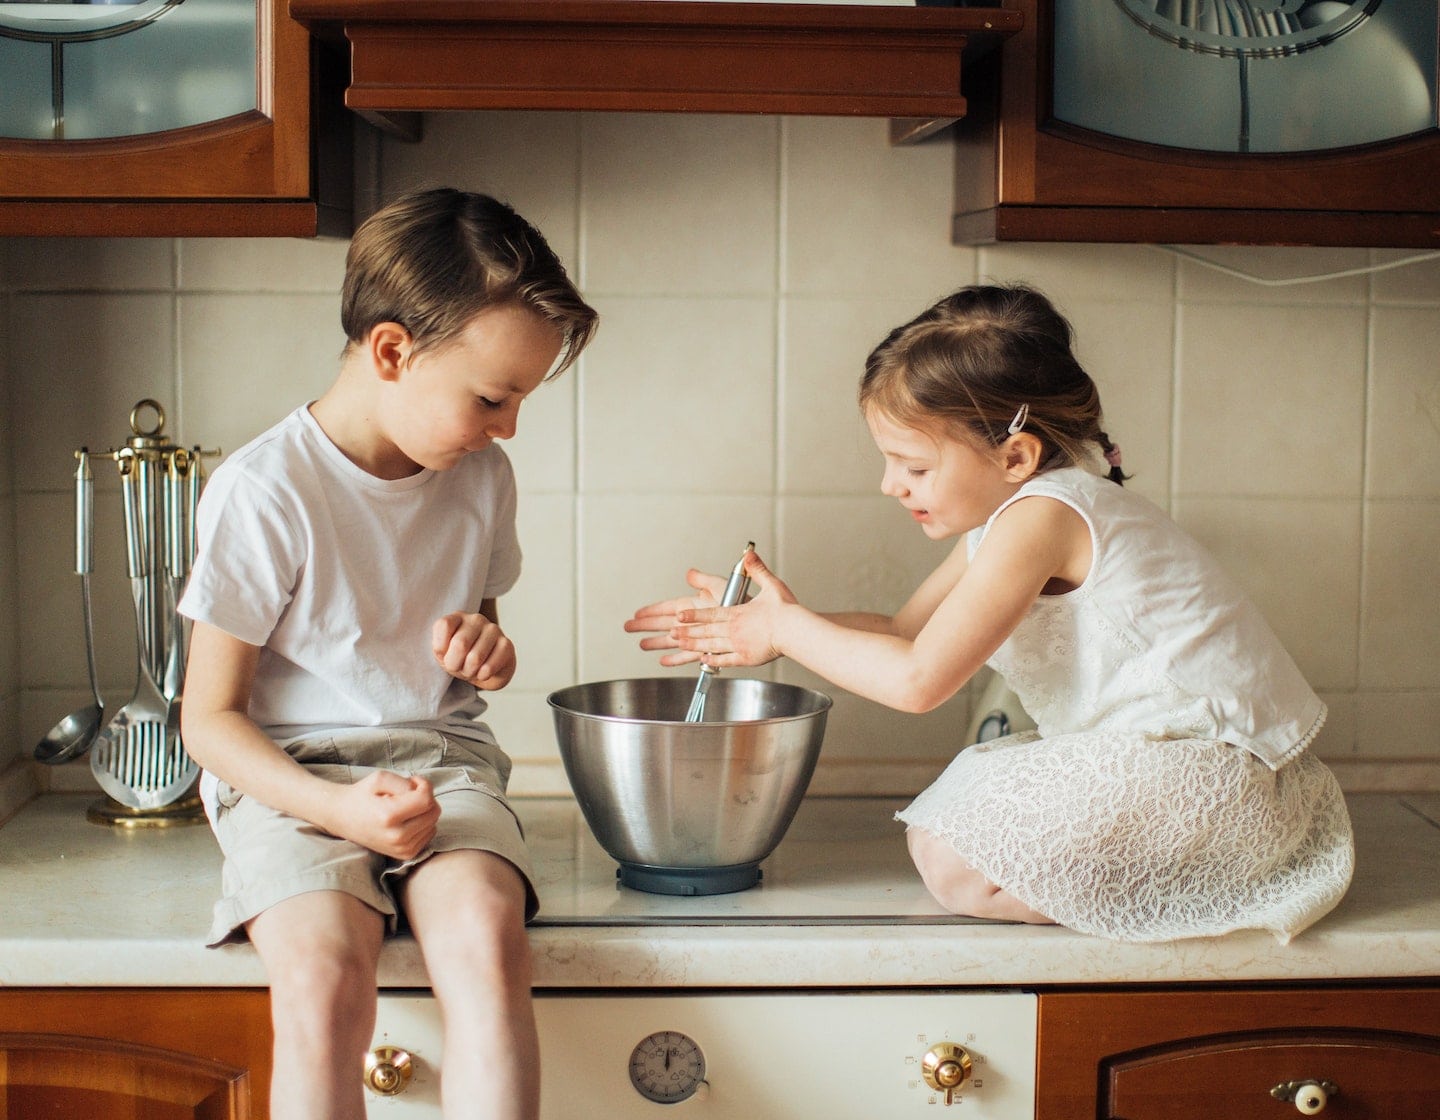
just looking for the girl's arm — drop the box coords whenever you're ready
[676,496,1089,713]
[625,537,971,659]
[181,621,440,860]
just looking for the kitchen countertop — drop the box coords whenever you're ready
[1,793,1438,990]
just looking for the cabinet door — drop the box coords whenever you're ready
[0,988,271,1120]
[954,0,1440,247]
[0,0,348,236]
[1037,986,1440,1120]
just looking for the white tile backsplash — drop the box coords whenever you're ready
[1367,306,1440,499]
[581,114,779,295]
[4,238,172,292]
[1173,497,1362,692]
[579,296,777,494]
[780,296,924,495]
[1360,499,1440,691]
[10,293,178,494]
[178,236,348,293]
[177,292,343,457]
[1174,245,1371,305]
[578,493,776,683]
[4,112,1440,792]
[783,116,972,298]
[379,111,583,265]
[1175,302,1367,498]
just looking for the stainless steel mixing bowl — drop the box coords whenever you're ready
[548,677,832,895]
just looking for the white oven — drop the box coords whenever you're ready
[365,989,1037,1118]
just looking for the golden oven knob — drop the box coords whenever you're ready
[922,1042,974,1104]
[364,1046,414,1096]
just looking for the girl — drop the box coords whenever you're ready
[627,284,1353,943]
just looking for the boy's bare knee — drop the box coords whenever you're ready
[248,896,383,1041]
[406,851,532,992]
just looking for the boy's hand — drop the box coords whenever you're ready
[334,770,439,861]
[432,611,516,690]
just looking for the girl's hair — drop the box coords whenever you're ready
[341,187,597,375]
[859,284,1126,484]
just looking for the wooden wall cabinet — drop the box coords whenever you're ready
[954,0,1440,247]
[1037,984,1440,1120]
[288,1,1020,128]
[0,988,272,1119]
[0,0,351,238]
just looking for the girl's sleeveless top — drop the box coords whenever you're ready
[968,467,1325,770]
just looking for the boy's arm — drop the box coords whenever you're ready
[181,621,439,860]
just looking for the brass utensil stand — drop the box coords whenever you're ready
[80,399,218,827]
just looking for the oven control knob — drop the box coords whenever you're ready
[921,1042,973,1104]
[364,1046,414,1097]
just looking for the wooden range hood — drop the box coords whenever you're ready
[287,0,1022,141]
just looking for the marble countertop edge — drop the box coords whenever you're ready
[5,922,1439,991]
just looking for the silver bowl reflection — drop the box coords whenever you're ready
[548,677,832,896]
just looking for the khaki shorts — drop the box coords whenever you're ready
[206,726,538,947]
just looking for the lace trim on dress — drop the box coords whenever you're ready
[1271,702,1329,770]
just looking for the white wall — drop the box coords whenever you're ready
[0,240,17,781]
[4,112,1439,796]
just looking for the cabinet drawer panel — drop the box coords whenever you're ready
[1038,987,1440,1120]
[1105,1031,1440,1119]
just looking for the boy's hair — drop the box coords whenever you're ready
[859,284,1125,483]
[341,187,597,375]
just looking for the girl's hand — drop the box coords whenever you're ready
[669,550,794,669]
[331,769,440,861]
[624,566,731,667]
[432,611,516,690]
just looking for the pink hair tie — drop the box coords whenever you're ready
[1104,445,1123,469]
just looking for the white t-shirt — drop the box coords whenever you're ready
[969,467,1325,770]
[180,404,522,747]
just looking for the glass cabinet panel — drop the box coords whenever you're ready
[0,0,256,140]
[1051,0,1438,154]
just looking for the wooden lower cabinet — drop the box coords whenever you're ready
[0,989,271,1120]
[1038,985,1440,1120]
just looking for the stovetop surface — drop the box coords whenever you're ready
[520,797,1002,926]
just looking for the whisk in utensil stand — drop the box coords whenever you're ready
[79,400,219,828]
[683,542,755,723]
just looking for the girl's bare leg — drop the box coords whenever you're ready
[907,827,1055,924]
[402,849,538,1120]
[247,891,386,1120]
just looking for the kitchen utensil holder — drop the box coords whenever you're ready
[78,399,219,828]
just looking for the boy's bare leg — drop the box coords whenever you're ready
[402,849,538,1120]
[906,827,1055,924]
[247,891,387,1120]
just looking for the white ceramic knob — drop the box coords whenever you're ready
[1293,1081,1328,1115]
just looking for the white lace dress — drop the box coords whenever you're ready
[897,468,1354,943]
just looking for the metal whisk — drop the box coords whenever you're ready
[683,542,755,723]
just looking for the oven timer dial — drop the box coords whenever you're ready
[629,1031,708,1103]
[922,1042,974,1104]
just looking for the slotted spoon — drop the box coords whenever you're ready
[91,453,198,809]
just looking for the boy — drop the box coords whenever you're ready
[180,187,597,1120]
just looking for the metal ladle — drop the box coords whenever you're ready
[34,450,105,764]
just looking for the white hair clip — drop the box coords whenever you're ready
[1007,403,1029,436]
